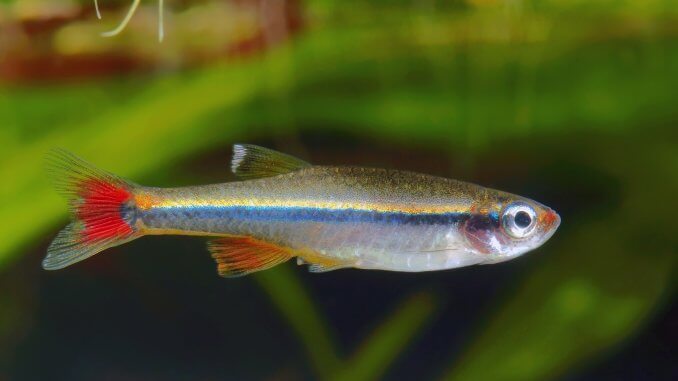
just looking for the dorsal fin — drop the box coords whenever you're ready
[231,144,311,180]
[208,235,295,277]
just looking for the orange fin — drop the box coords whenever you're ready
[208,236,294,278]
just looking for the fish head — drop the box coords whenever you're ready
[462,194,560,264]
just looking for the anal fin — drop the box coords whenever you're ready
[208,236,295,278]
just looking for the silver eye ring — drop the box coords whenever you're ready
[502,202,537,239]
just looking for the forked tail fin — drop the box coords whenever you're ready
[43,149,140,270]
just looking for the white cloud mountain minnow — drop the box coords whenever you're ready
[43,145,560,276]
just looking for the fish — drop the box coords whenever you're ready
[42,144,560,276]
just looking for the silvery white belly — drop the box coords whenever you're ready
[229,220,483,272]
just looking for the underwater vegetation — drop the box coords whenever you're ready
[0,0,676,380]
[93,0,165,41]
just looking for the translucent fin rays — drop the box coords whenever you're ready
[96,0,165,42]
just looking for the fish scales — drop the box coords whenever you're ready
[136,167,473,270]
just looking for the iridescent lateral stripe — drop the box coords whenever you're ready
[142,205,471,225]
[140,196,474,215]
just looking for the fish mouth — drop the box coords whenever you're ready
[541,209,561,242]
[541,208,560,227]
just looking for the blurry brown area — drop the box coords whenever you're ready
[0,0,303,83]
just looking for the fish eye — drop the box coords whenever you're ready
[514,211,532,228]
[502,202,537,239]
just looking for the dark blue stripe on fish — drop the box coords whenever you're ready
[142,205,470,226]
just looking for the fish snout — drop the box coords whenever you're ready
[540,208,560,230]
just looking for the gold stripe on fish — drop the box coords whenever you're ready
[144,197,472,215]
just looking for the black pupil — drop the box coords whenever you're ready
[514,211,532,228]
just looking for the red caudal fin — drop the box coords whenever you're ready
[42,149,140,270]
[208,236,295,278]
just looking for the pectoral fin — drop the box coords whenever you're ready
[208,236,295,278]
[308,263,351,273]
[298,251,354,273]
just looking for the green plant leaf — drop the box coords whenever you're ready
[254,266,342,379]
[333,293,436,381]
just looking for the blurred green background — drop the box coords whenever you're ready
[0,0,676,380]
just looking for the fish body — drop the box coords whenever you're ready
[43,145,560,276]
